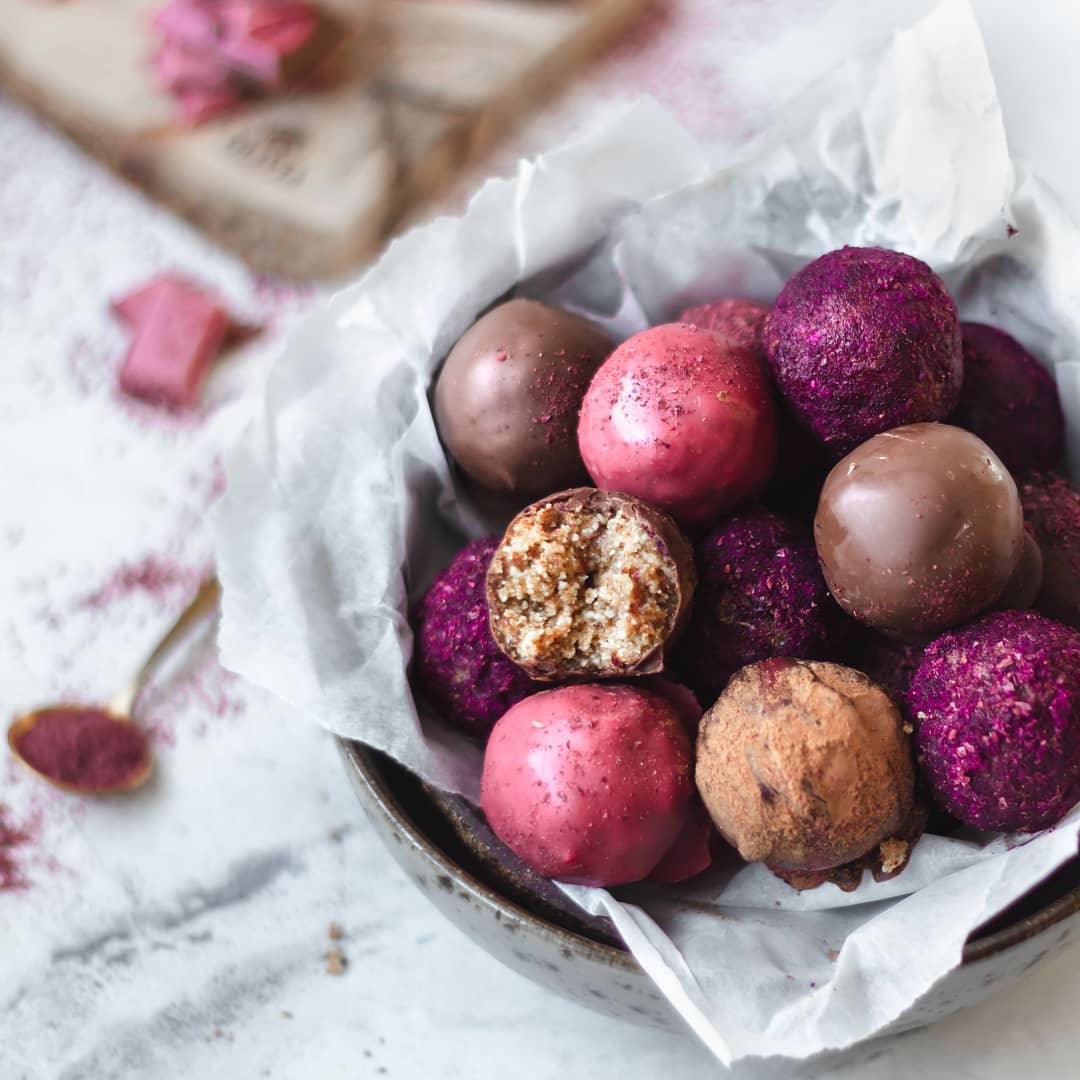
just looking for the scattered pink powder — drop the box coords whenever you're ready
[79,556,205,611]
[0,805,32,892]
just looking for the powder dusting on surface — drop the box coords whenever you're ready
[0,805,32,892]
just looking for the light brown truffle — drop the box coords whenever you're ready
[695,659,915,871]
[486,488,695,681]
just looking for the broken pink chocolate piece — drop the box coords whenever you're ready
[218,0,314,37]
[152,0,220,50]
[118,277,229,408]
[113,274,260,347]
[176,84,245,125]
[217,8,333,89]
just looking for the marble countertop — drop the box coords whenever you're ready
[3,2,1080,1077]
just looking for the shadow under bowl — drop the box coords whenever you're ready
[339,738,1080,1033]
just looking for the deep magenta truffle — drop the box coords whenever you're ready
[481,684,695,886]
[815,424,1024,637]
[678,297,770,350]
[851,633,925,721]
[1020,472,1080,630]
[414,538,537,738]
[578,323,777,528]
[675,508,848,705]
[953,323,1065,475]
[911,611,1080,831]
[764,247,962,452]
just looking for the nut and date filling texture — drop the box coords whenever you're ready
[488,501,678,675]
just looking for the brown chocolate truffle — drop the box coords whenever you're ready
[695,659,915,872]
[486,488,695,681]
[814,423,1024,638]
[434,299,613,498]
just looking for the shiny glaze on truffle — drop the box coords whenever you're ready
[764,247,962,452]
[434,298,612,498]
[814,423,1024,637]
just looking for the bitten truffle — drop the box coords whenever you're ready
[414,538,537,738]
[911,611,1080,831]
[675,508,848,705]
[763,247,962,452]
[1020,472,1080,629]
[815,423,1024,637]
[578,323,777,528]
[952,323,1065,475]
[696,659,915,871]
[486,488,695,680]
[481,684,695,886]
[434,299,612,499]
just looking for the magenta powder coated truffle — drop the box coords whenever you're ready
[911,611,1080,831]
[414,538,537,738]
[815,423,1024,637]
[763,246,962,452]
[678,297,771,350]
[577,323,777,528]
[851,633,925,721]
[1020,472,1080,630]
[952,323,1065,475]
[480,684,695,886]
[675,507,848,705]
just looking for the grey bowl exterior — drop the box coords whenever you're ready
[339,738,1080,1034]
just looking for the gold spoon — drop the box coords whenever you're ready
[7,577,222,795]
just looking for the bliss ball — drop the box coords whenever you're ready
[486,488,696,681]
[578,323,777,528]
[678,297,770,350]
[911,611,1080,832]
[434,299,612,499]
[952,323,1065,475]
[850,633,925,722]
[1020,472,1080,629]
[481,684,695,886]
[764,246,962,453]
[675,508,848,705]
[696,659,915,871]
[815,423,1024,637]
[414,538,537,738]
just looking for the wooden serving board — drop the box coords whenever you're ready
[0,0,647,278]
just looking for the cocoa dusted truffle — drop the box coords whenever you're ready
[675,508,849,705]
[434,298,612,499]
[696,659,915,872]
[578,323,777,528]
[414,538,538,738]
[953,323,1065,475]
[911,611,1080,832]
[481,684,695,886]
[486,488,695,680]
[815,423,1024,637]
[1020,472,1080,629]
[764,247,962,453]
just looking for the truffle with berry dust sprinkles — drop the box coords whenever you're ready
[7,577,221,795]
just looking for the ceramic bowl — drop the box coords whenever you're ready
[339,738,1080,1032]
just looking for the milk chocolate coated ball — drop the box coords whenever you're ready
[696,659,914,871]
[815,424,1024,637]
[434,299,613,498]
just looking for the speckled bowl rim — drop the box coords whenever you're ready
[340,738,1080,969]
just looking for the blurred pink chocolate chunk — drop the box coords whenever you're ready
[153,40,232,93]
[152,0,220,50]
[115,277,229,408]
[113,274,260,346]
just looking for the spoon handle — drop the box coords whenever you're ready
[109,577,222,717]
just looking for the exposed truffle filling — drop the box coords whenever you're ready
[489,502,678,674]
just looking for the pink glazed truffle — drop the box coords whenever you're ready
[481,684,695,886]
[678,298,771,349]
[578,323,777,528]
[910,611,1080,832]
[952,323,1065,475]
[763,247,962,453]
[675,508,849,705]
[414,538,537,738]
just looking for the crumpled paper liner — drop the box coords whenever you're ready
[214,0,1080,1064]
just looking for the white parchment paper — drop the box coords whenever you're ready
[214,0,1080,1064]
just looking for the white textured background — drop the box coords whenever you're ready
[3,2,1080,1077]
